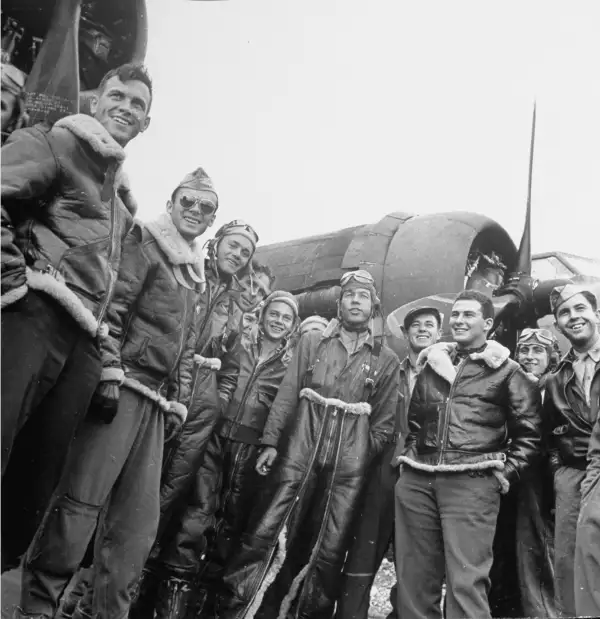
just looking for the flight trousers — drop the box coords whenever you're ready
[575,474,600,618]
[553,465,585,618]
[18,387,164,619]
[336,442,398,619]
[1,291,101,570]
[395,467,501,619]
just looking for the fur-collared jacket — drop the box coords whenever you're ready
[543,350,600,470]
[100,213,206,419]
[397,341,542,491]
[1,114,137,336]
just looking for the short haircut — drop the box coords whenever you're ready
[454,289,495,320]
[555,290,598,315]
[253,262,276,288]
[97,63,153,110]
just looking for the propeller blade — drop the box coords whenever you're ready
[515,103,536,276]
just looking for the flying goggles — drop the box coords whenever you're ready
[340,270,376,288]
[518,328,556,347]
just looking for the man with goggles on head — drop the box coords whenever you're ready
[218,270,400,619]
[543,284,600,618]
[512,327,560,618]
[20,167,216,619]
[133,218,261,619]
[516,328,561,388]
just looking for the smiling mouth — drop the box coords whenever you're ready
[111,115,133,127]
[183,216,201,225]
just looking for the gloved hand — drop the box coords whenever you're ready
[164,405,184,443]
[89,380,120,423]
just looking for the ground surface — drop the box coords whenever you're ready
[368,559,396,619]
[2,563,397,619]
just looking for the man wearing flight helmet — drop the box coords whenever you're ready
[218,270,400,619]
[132,219,260,617]
[513,328,560,618]
[516,327,561,388]
[147,292,299,619]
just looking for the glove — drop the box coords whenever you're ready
[164,406,184,443]
[89,380,120,423]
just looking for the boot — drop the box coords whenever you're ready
[129,566,162,619]
[154,576,195,619]
[59,568,92,619]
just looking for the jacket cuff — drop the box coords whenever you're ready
[100,367,125,384]
[493,470,511,495]
[0,283,28,308]
[168,401,188,424]
[194,354,221,371]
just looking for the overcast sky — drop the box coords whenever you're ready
[125,0,600,259]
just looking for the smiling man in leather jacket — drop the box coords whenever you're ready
[543,283,600,618]
[395,289,541,619]
[218,270,400,619]
[16,167,215,619]
[149,291,299,619]
[1,63,151,572]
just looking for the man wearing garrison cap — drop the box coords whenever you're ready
[543,283,600,618]
[218,270,401,619]
[19,167,217,619]
[131,217,262,619]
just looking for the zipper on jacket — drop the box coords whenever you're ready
[437,358,467,466]
[294,415,347,618]
[232,347,286,433]
[96,173,119,326]
[242,407,330,618]
[197,280,229,353]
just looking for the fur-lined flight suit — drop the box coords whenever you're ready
[336,355,414,619]
[18,213,202,619]
[1,115,136,570]
[219,320,400,619]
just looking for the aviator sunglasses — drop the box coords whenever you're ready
[178,194,217,216]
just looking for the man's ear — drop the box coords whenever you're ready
[206,213,216,228]
[141,115,151,133]
[166,200,173,214]
[89,94,99,116]
[484,317,494,333]
[400,326,408,339]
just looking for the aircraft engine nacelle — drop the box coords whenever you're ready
[2,0,147,91]
[255,211,518,322]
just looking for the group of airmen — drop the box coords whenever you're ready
[2,60,600,619]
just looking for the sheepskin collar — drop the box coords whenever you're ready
[417,340,511,384]
[54,114,125,162]
[145,213,205,273]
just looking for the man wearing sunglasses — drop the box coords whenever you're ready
[543,284,600,618]
[132,219,261,618]
[17,167,215,619]
[218,270,400,619]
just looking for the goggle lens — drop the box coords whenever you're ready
[340,271,375,287]
[519,328,555,346]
